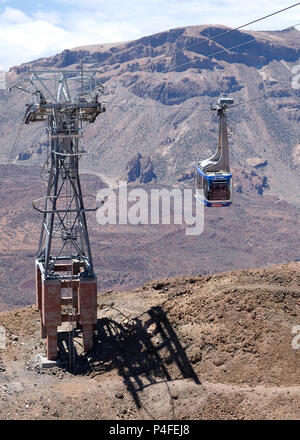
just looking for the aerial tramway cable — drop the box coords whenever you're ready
[137,2,300,72]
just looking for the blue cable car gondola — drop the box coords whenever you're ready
[195,98,234,207]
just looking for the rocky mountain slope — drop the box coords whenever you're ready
[0,163,299,312]
[0,25,300,203]
[0,25,300,311]
[0,262,299,420]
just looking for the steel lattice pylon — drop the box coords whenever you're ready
[35,108,96,279]
[16,70,106,361]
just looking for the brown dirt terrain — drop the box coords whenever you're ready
[0,262,299,420]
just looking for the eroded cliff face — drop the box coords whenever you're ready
[126,153,156,184]
[11,25,300,73]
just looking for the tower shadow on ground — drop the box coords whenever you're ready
[57,306,200,409]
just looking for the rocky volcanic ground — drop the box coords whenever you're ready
[0,262,299,420]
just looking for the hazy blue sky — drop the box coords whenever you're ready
[0,0,300,69]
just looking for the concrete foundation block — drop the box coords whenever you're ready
[78,278,97,325]
[36,355,58,369]
[42,278,62,327]
[46,325,58,360]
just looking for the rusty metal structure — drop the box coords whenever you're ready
[15,70,105,362]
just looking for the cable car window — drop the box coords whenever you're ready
[207,180,230,201]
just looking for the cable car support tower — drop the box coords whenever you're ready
[16,70,105,362]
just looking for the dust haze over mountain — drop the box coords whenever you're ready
[0,24,299,310]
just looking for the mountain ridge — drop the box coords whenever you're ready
[9,24,300,72]
[1,24,299,205]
